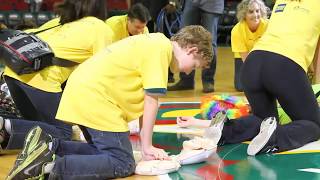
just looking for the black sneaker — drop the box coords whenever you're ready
[247,117,278,156]
[167,81,194,91]
[202,83,214,93]
[15,126,52,166]
[6,141,55,180]
[168,76,175,83]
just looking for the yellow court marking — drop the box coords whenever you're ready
[242,141,320,155]
[162,109,200,118]
[277,150,320,155]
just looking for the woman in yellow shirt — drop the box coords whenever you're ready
[178,0,320,156]
[231,0,269,91]
[0,0,113,151]
[233,0,320,155]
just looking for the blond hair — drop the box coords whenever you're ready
[171,25,213,68]
[236,0,269,22]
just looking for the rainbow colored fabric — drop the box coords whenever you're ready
[200,94,250,120]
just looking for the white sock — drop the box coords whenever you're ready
[4,119,11,135]
[44,162,55,174]
[48,142,53,151]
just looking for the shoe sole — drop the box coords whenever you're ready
[203,111,227,141]
[209,111,227,127]
[247,117,277,156]
[6,142,50,180]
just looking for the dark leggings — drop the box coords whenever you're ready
[221,50,320,152]
[3,76,72,149]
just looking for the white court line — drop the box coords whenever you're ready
[158,174,172,180]
[298,168,320,174]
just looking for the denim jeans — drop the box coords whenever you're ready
[3,76,72,150]
[49,128,135,180]
[179,0,220,85]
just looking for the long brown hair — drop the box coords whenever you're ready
[55,0,106,25]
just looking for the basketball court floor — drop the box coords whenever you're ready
[1,47,320,180]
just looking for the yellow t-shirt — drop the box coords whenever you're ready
[105,15,149,42]
[231,19,268,58]
[38,17,60,29]
[253,0,320,72]
[56,33,173,132]
[4,16,114,92]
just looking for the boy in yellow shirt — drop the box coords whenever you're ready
[106,3,150,42]
[7,25,213,179]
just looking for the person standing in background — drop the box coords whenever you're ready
[25,0,43,13]
[168,0,224,93]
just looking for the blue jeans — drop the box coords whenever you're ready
[49,128,135,180]
[4,76,72,150]
[179,0,220,85]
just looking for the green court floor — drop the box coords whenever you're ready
[144,102,320,180]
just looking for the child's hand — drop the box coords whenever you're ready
[142,146,170,161]
[177,116,196,128]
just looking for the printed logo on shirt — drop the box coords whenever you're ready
[275,3,286,13]
[293,6,310,13]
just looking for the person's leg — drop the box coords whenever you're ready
[234,58,244,91]
[49,128,135,180]
[241,51,279,119]
[7,126,135,180]
[260,52,320,152]
[168,0,199,90]
[200,11,220,93]
[168,69,175,83]
[219,51,278,144]
[2,77,72,150]
[4,76,41,120]
[4,118,71,150]
[54,126,99,156]
[221,115,264,144]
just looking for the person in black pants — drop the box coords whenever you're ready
[177,0,320,155]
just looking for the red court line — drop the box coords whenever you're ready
[154,144,182,151]
[159,104,199,109]
[196,160,239,180]
[155,119,176,125]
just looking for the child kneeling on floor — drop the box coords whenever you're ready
[6,25,213,180]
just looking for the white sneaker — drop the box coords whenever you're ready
[203,111,227,145]
[247,117,277,156]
